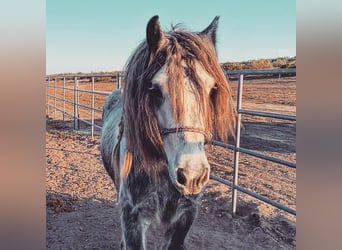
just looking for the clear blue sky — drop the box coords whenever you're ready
[46,0,296,74]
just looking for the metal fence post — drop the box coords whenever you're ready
[232,74,244,216]
[63,77,66,122]
[54,78,57,119]
[47,76,50,117]
[77,79,80,129]
[74,77,79,130]
[116,73,121,89]
[91,76,95,138]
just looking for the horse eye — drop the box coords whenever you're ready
[149,86,164,106]
[210,85,218,96]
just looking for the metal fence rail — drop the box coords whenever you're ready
[217,71,296,216]
[45,68,296,216]
[46,74,120,136]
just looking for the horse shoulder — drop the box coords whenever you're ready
[100,89,123,188]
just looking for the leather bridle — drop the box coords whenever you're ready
[160,127,211,143]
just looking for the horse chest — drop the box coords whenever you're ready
[123,176,198,224]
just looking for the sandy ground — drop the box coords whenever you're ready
[46,76,296,249]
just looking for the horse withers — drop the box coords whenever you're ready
[100,15,236,250]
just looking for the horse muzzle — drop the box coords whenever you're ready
[173,156,210,195]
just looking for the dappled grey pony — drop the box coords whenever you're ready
[101,15,236,249]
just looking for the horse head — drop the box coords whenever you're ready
[123,16,236,196]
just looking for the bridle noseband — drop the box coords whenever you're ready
[160,127,211,143]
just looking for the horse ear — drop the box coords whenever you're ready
[146,15,165,54]
[200,16,220,47]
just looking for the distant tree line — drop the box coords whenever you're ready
[221,56,296,70]
[47,57,296,77]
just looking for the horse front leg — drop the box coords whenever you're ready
[163,207,197,250]
[120,203,149,250]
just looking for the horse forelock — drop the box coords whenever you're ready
[123,27,236,178]
[165,30,236,142]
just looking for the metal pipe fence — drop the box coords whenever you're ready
[214,69,296,216]
[46,74,117,137]
[45,68,296,216]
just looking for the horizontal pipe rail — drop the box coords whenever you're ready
[210,175,296,215]
[48,86,111,96]
[75,102,102,113]
[47,104,103,130]
[47,96,103,114]
[47,95,73,105]
[225,68,296,75]
[238,109,296,121]
[46,95,74,106]
[47,95,103,113]
[46,104,74,119]
[76,117,102,130]
[47,74,123,79]
[212,140,296,168]
[74,88,112,96]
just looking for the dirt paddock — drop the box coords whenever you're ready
[46,76,296,249]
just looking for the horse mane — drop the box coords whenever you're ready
[123,26,236,177]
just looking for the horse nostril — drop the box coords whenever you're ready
[200,167,209,184]
[176,168,187,185]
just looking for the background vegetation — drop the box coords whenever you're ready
[48,57,296,76]
[221,56,296,70]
